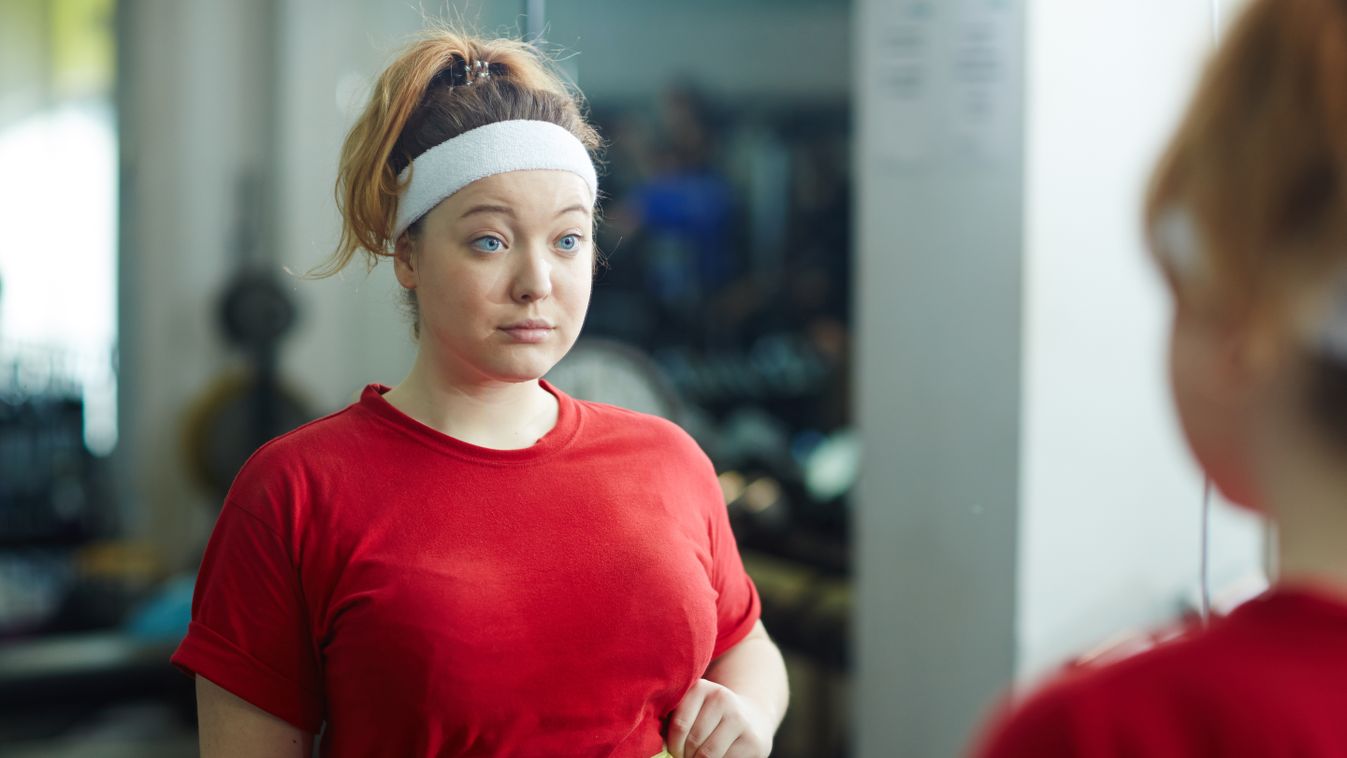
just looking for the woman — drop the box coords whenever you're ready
[977,0,1347,754]
[171,31,788,758]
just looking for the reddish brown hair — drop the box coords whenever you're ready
[1146,0,1347,310]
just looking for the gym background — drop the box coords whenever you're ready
[0,1,1270,757]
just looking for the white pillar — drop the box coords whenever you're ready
[854,2,1025,755]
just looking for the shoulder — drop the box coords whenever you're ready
[977,627,1233,757]
[976,674,1087,757]
[573,399,704,452]
[570,400,719,485]
[243,404,365,470]
[224,403,369,511]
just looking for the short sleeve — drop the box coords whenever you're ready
[171,501,324,732]
[701,460,762,659]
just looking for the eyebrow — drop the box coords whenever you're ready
[555,204,591,217]
[458,203,591,220]
[459,204,514,220]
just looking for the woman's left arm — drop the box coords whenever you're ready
[667,621,789,758]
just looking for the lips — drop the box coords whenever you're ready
[499,320,555,343]
[501,319,554,330]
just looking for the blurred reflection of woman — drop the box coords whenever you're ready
[171,30,787,758]
[977,1,1347,754]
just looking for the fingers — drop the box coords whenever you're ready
[667,684,712,758]
[693,718,741,758]
[667,681,770,758]
[691,703,768,758]
[724,735,768,758]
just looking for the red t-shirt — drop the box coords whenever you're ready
[171,381,760,757]
[974,587,1347,757]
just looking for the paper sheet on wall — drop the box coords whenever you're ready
[868,0,1017,167]
[870,1,935,165]
[949,0,1016,165]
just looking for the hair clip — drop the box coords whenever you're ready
[438,57,493,88]
[463,59,492,86]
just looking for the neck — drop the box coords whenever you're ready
[383,349,558,451]
[1266,430,1347,602]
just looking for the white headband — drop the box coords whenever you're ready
[393,119,598,240]
[1319,275,1347,363]
[1156,206,1347,364]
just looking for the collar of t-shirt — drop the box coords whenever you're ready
[357,380,581,465]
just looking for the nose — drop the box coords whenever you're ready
[510,245,553,304]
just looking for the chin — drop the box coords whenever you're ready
[1177,400,1264,512]
[486,356,561,384]
[1216,474,1267,513]
[1198,453,1266,514]
[487,368,550,384]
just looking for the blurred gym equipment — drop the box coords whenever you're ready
[183,174,311,499]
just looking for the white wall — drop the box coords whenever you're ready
[1017,0,1264,682]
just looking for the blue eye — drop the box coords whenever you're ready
[557,234,581,252]
[471,236,504,253]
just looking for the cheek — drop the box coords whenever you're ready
[1168,324,1199,423]
[1168,317,1262,507]
[1170,318,1225,462]
[558,257,594,305]
[1170,355,1199,454]
[415,264,493,323]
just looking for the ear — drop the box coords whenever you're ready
[393,232,417,290]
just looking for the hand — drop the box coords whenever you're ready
[666,679,773,758]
